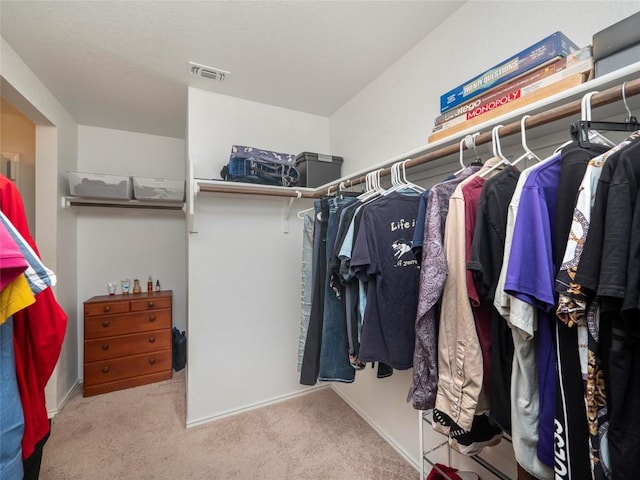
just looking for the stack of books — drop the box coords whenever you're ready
[428,31,594,143]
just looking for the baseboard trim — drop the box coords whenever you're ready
[47,380,81,418]
[186,385,329,428]
[330,386,420,472]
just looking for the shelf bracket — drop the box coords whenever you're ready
[282,190,302,234]
[188,158,199,234]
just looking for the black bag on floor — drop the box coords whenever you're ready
[172,327,186,371]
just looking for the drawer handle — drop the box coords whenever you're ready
[149,357,156,365]
[102,343,109,350]
[102,320,110,328]
[148,301,155,308]
[149,315,156,322]
[102,366,110,373]
[103,306,112,313]
[149,336,155,343]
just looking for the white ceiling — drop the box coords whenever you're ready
[0,0,464,139]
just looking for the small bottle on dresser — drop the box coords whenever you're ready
[155,280,161,292]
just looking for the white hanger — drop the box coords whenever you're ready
[384,160,424,195]
[622,81,633,122]
[455,137,467,175]
[358,169,385,202]
[382,162,404,195]
[455,133,480,175]
[580,91,617,148]
[296,204,314,219]
[400,159,425,193]
[492,124,509,162]
[511,115,541,167]
[480,125,509,178]
[554,90,617,155]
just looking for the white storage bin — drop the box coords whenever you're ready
[132,177,185,202]
[68,171,132,199]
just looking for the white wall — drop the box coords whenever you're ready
[329,1,640,470]
[1,36,79,412]
[76,125,187,379]
[331,1,640,176]
[187,88,329,425]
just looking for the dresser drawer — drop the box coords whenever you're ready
[84,350,172,386]
[131,296,172,312]
[84,300,130,317]
[84,329,171,362]
[84,309,171,339]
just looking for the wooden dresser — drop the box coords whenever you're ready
[83,290,173,397]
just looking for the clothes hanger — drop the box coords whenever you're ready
[511,115,542,167]
[358,169,385,202]
[455,133,482,175]
[468,132,483,166]
[356,171,374,200]
[384,158,424,195]
[400,160,425,193]
[382,162,404,195]
[480,125,510,178]
[492,124,509,162]
[570,87,637,148]
[296,205,314,219]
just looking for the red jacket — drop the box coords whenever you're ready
[0,175,67,459]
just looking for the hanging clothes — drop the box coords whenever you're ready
[297,211,314,373]
[555,132,640,479]
[552,140,610,480]
[494,154,557,480]
[318,194,359,382]
[468,165,520,435]
[0,219,31,480]
[433,156,505,455]
[300,199,329,386]
[351,191,421,370]
[570,134,640,480]
[0,174,67,474]
[409,165,480,411]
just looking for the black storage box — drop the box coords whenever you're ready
[295,152,343,188]
[595,44,640,77]
[592,11,640,78]
[592,11,640,61]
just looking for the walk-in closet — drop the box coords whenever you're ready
[1,2,639,479]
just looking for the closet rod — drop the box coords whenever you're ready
[325,77,640,195]
[197,180,317,198]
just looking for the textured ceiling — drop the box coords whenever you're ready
[0,1,464,139]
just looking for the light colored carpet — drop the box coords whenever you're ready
[41,371,419,480]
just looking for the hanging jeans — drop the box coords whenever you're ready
[300,199,329,385]
[297,212,315,372]
[319,195,359,382]
[0,318,25,480]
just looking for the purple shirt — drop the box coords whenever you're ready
[505,156,561,312]
[505,154,562,468]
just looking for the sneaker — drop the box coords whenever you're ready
[449,414,502,456]
[349,354,366,370]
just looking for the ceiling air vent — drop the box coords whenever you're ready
[188,61,230,82]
